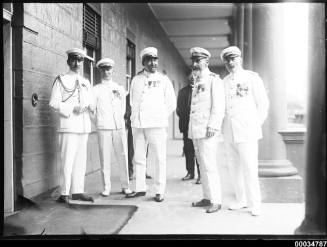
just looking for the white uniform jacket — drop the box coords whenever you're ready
[188,69,225,139]
[92,80,126,130]
[222,69,269,143]
[49,73,94,133]
[130,70,176,128]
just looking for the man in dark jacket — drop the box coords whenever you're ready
[176,73,201,184]
[124,93,134,181]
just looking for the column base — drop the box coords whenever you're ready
[258,159,304,202]
[295,218,327,235]
[260,175,304,203]
[259,159,298,177]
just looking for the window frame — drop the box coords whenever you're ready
[83,3,101,85]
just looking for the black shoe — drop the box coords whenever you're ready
[182,173,194,181]
[71,193,94,202]
[192,199,211,207]
[146,174,152,179]
[125,191,146,198]
[154,194,164,202]
[56,195,69,203]
[206,204,222,213]
[196,177,201,184]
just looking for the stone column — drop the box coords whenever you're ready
[236,4,244,51]
[295,3,326,235]
[251,3,303,202]
[243,3,252,70]
[236,3,253,71]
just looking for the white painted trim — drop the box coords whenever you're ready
[3,8,12,22]
[84,54,95,62]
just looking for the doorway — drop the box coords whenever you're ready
[3,4,14,213]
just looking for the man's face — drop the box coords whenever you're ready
[143,56,158,73]
[191,57,208,72]
[67,55,84,72]
[224,55,242,73]
[99,66,114,80]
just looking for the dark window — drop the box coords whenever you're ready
[3,3,12,12]
[126,39,135,91]
[83,4,101,85]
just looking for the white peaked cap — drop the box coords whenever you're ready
[220,46,242,61]
[190,47,211,59]
[66,48,86,57]
[96,58,115,68]
[140,47,158,59]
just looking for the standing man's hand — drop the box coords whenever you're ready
[88,104,95,113]
[206,127,216,138]
[73,106,81,114]
[73,105,87,114]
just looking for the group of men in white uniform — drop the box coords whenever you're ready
[49,44,269,216]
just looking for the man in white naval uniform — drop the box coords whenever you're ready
[49,48,94,203]
[221,46,269,216]
[188,47,225,213]
[126,47,176,202]
[92,58,132,197]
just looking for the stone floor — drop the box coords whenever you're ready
[83,139,305,236]
[3,139,306,238]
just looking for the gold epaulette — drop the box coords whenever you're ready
[52,74,64,88]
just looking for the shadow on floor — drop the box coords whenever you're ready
[3,197,137,236]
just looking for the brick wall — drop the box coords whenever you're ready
[18,3,187,198]
[17,3,83,198]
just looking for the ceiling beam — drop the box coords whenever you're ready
[156,17,228,21]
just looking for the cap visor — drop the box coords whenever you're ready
[191,55,208,59]
[224,54,240,59]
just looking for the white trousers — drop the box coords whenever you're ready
[97,129,130,193]
[225,140,261,208]
[58,133,89,195]
[132,127,167,194]
[193,135,222,204]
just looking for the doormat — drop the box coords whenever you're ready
[3,201,137,236]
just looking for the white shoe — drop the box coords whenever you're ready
[251,207,261,216]
[228,203,247,210]
[101,190,110,197]
[122,188,132,195]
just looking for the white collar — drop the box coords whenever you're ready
[143,69,158,78]
[102,79,113,84]
[229,68,244,78]
[66,70,80,76]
